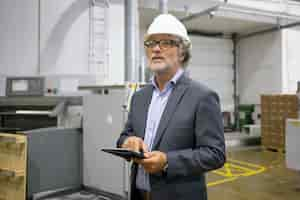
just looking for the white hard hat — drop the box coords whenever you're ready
[145,14,191,47]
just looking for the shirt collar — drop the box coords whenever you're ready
[151,68,184,90]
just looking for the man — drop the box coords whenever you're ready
[117,14,225,200]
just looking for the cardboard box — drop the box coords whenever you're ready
[261,94,298,151]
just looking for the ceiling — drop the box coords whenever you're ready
[139,7,278,37]
[139,1,300,37]
[183,14,275,35]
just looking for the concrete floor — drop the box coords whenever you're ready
[42,145,300,200]
[207,147,300,200]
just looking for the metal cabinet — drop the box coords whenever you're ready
[286,119,300,171]
[83,87,129,199]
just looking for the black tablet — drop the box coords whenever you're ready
[101,148,145,160]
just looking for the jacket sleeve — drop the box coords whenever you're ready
[116,93,136,148]
[166,91,226,178]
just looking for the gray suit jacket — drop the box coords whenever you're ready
[117,74,226,200]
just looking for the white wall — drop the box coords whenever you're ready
[40,0,125,85]
[282,26,300,93]
[0,0,39,76]
[188,36,234,112]
[237,31,283,105]
[40,0,90,76]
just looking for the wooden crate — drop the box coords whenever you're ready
[0,176,25,200]
[261,95,298,151]
[0,133,27,200]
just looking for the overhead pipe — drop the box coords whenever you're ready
[232,33,239,130]
[180,0,229,23]
[187,29,224,38]
[180,5,220,22]
[125,0,140,82]
[37,0,41,75]
[159,0,168,14]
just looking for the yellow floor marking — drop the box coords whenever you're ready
[207,158,266,187]
[213,163,235,177]
[228,163,256,173]
[227,158,265,169]
[207,177,237,187]
[227,158,266,176]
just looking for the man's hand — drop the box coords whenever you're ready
[122,136,148,153]
[135,151,167,174]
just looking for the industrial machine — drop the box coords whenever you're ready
[0,76,83,200]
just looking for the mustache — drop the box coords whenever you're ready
[151,56,164,60]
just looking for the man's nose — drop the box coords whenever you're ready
[152,43,161,52]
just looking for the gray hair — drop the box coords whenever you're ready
[180,40,191,68]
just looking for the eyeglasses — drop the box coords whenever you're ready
[144,39,181,49]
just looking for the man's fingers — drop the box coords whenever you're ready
[121,140,129,149]
[143,152,150,159]
[122,136,146,152]
[129,138,140,152]
[134,154,153,164]
[134,140,141,152]
[142,142,149,153]
[140,157,157,166]
[144,151,156,158]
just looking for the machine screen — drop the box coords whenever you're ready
[12,80,29,92]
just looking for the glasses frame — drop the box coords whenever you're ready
[144,39,181,50]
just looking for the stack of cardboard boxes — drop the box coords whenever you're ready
[261,95,298,151]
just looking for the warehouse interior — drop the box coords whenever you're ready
[1,0,300,199]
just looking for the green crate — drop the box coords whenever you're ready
[238,104,255,129]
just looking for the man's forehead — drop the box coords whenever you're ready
[147,34,179,40]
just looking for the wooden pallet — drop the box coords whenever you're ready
[0,133,27,200]
[262,146,285,153]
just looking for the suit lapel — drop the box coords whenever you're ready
[152,75,190,150]
[140,85,153,139]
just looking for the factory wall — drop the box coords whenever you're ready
[39,0,90,76]
[238,27,300,105]
[237,31,283,105]
[0,0,299,99]
[0,0,39,76]
[282,26,300,93]
[0,0,125,96]
[188,36,234,113]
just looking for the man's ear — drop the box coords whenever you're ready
[178,47,185,62]
[180,51,185,62]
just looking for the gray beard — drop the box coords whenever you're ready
[151,64,172,74]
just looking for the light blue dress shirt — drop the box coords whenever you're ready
[136,68,184,191]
